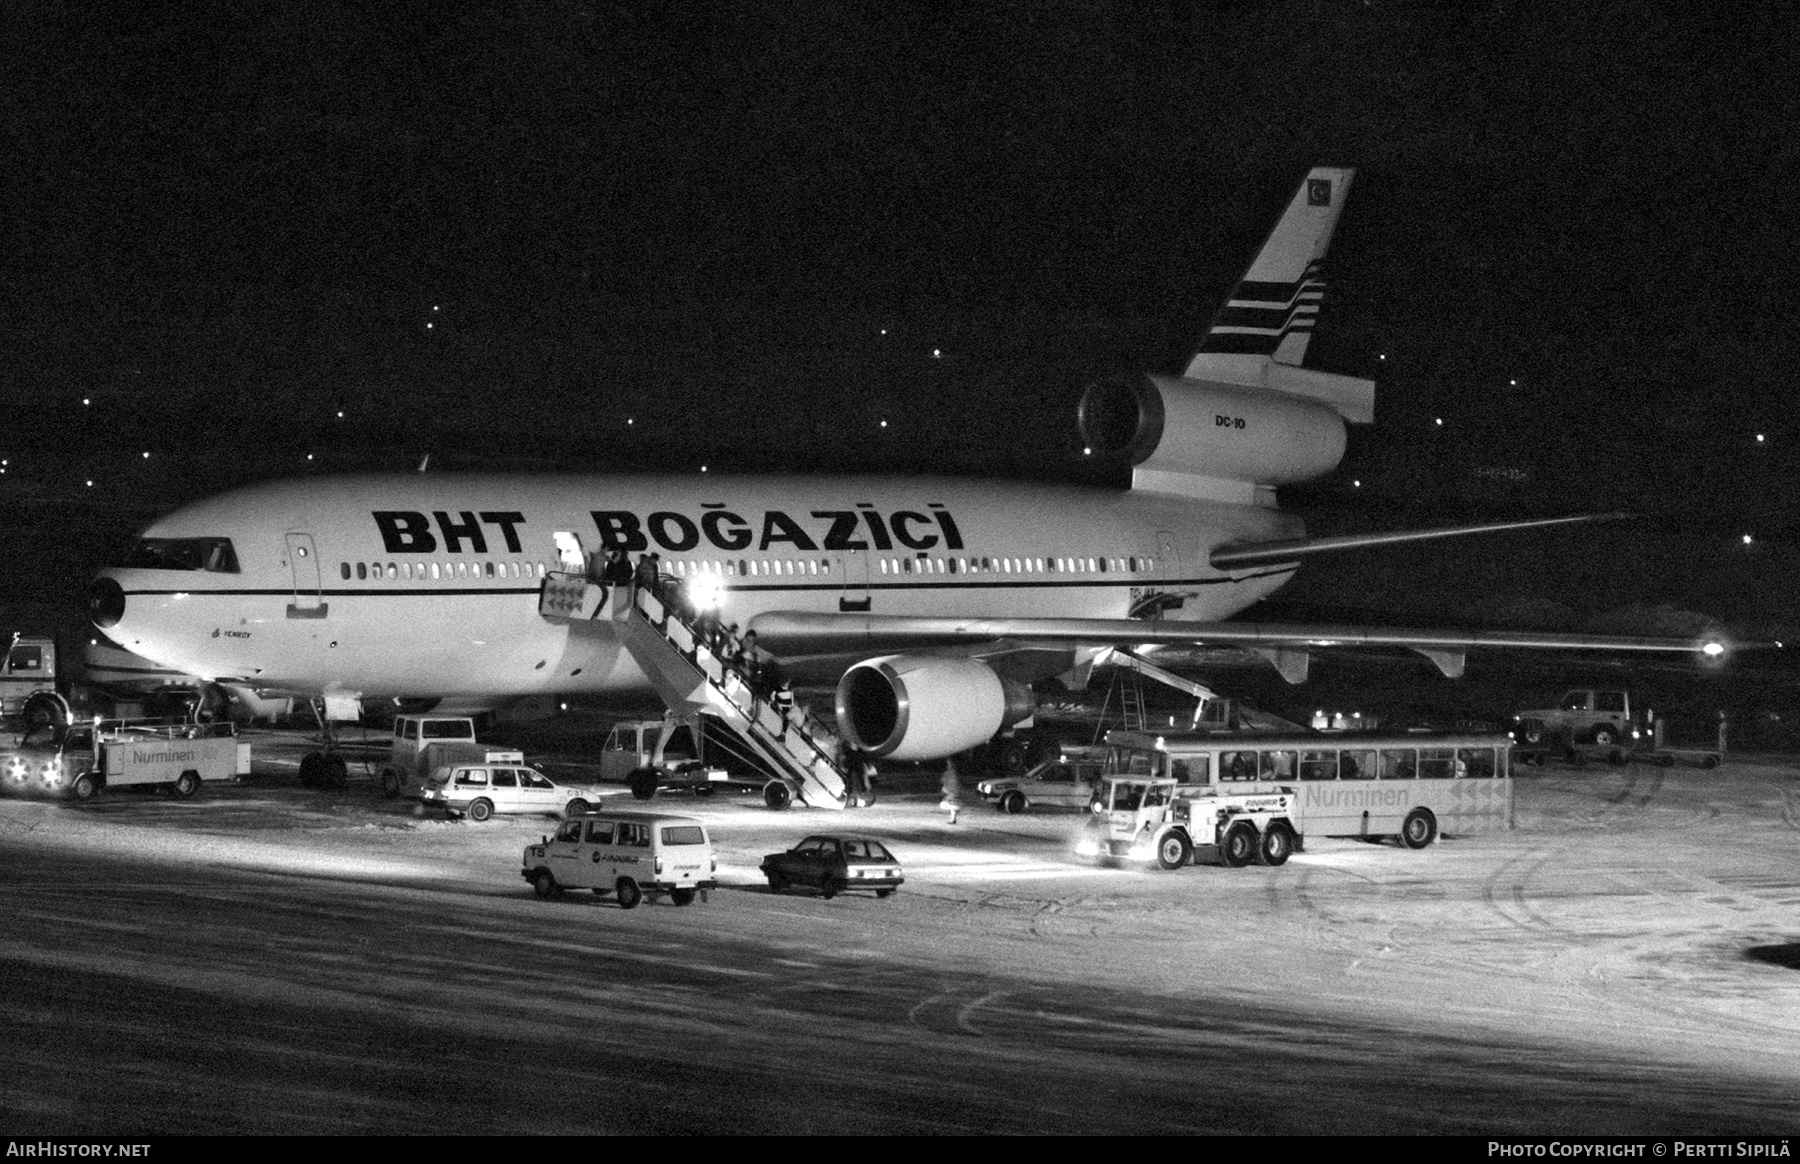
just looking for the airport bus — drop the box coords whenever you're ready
[1098,728,1514,848]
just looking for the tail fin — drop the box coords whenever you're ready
[1183,167,1354,385]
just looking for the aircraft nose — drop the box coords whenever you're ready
[89,576,125,629]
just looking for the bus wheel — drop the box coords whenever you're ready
[73,772,99,801]
[1259,822,1295,866]
[670,888,696,906]
[1222,822,1258,867]
[172,771,199,798]
[379,769,401,799]
[627,770,658,800]
[615,878,642,910]
[763,781,793,811]
[324,755,349,789]
[1156,832,1191,870]
[1400,808,1437,850]
[298,753,323,788]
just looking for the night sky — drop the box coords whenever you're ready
[5,1,1798,637]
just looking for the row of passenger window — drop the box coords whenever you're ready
[666,554,1159,580]
[339,552,1160,585]
[553,819,701,847]
[1165,747,1503,783]
[341,560,550,582]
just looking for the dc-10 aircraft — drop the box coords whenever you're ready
[87,168,1734,775]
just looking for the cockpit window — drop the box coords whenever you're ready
[123,537,240,573]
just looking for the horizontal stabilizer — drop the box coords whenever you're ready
[1209,512,1629,571]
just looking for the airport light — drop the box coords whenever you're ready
[1756,433,1765,443]
[1702,641,1725,658]
[1743,534,1754,545]
[1434,418,1444,427]
[141,451,150,459]
[932,348,941,359]
[686,571,725,611]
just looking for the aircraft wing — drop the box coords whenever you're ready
[1207,512,1627,570]
[748,611,1751,682]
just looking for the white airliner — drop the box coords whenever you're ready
[88,167,1731,768]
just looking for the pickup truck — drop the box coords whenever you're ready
[601,716,734,800]
[1511,689,1639,748]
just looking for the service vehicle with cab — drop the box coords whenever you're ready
[521,810,717,909]
[378,714,528,798]
[3,719,248,801]
[1075,772,1301,869]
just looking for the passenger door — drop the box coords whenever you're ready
[284,532,328,619]
[544,818,587,879]
[487,767,522,812]
[1032,764,1080,807]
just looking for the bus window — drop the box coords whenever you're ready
[1106,748,1159,777]
[1340,749,1376,780]
[1378,749,1416,780]
[1418,748,1456,780]
[1220,751,1256,782]
[1170,755,1210,785]
[1458,747,1497,779]
[1259,750,1296,779]
[1299,750,1338,781]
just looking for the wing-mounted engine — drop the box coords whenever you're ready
[835,655,1035,760]
[1079,372,1351,503]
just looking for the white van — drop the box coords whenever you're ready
[521,811,717,910]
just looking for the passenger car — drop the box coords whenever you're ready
[421,762,605,821]
[976,757,1105,813]
[760,835,904,899]
[521,811,717,909]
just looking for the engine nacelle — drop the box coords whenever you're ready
[835,655,1034,761]
[1079,372,1346,486]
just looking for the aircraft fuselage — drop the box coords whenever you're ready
[92,473,1302,700]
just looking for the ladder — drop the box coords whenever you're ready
[538,570,852,810]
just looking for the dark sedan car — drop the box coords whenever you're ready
[760,835,904,899]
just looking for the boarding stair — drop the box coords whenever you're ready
[537,569,852,810]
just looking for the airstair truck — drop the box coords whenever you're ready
[2,720,248,801]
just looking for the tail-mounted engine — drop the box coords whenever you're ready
[1079,373,1348,494]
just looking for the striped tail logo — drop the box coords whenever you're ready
[1195,259,1327,357]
